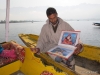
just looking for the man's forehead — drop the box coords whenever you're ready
[48,14,57,19]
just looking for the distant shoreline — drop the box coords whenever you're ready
[0,21,42,24]
[0,19,100,24]
[0,22,33,24]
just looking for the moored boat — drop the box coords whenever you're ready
[0,40,80,75]
[18,33,100,74]
[93,23,100,26]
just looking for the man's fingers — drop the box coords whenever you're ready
[74,50,79,55]
[30,47,40,54]
[74,47,80,55]
[30,48,36,53]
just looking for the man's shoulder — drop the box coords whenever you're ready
[60,20,70,26]
[42,23,49,30]
[58,17,69,25]
[43,23,49,27]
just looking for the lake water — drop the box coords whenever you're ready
[0,21,100,47]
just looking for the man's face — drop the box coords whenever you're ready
[48,13,58,25]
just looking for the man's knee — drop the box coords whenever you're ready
[69,59,75,70]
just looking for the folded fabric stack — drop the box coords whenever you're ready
[0,41,25,67]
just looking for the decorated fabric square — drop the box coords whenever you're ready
[0,41,25,67]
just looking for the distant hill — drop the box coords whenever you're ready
[0,3,100,20]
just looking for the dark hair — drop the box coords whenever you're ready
[46,7,57,16]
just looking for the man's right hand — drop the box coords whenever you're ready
[30,48,40,54]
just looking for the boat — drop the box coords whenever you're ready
[0,35,100,75]
[93,23,100,26]
[0,41,81,75]
[18,33,100,75]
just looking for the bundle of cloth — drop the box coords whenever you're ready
[0,41,25,67]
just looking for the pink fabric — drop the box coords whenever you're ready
[0,41,25,67]
[40,71,53,75]
[0,49,17,58]
[10,41,25,62]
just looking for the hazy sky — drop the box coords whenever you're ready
[0,0,100,21]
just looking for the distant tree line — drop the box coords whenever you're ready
[0,20,40,23]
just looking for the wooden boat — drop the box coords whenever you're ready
[18,33,100,75]
[93,23,100,26]
[0,41,80,75]
[0,35,100,75]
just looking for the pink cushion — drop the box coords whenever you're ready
[0,49,17,58]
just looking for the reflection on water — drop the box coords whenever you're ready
[0,21,100,47]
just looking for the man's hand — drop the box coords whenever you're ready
[30,47,40,54]
[74,44,82,55]
[74,39,83,55]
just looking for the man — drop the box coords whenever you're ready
[31,7,83,70]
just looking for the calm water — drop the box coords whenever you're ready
[0,21,100,47]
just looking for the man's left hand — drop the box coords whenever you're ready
[74,44,83,55]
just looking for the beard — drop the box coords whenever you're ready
[50,19,58,25]
[51,22,57,25]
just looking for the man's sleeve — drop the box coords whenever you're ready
[65,22,75,31]
[36,25,48,52]
[65,22,83,53]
